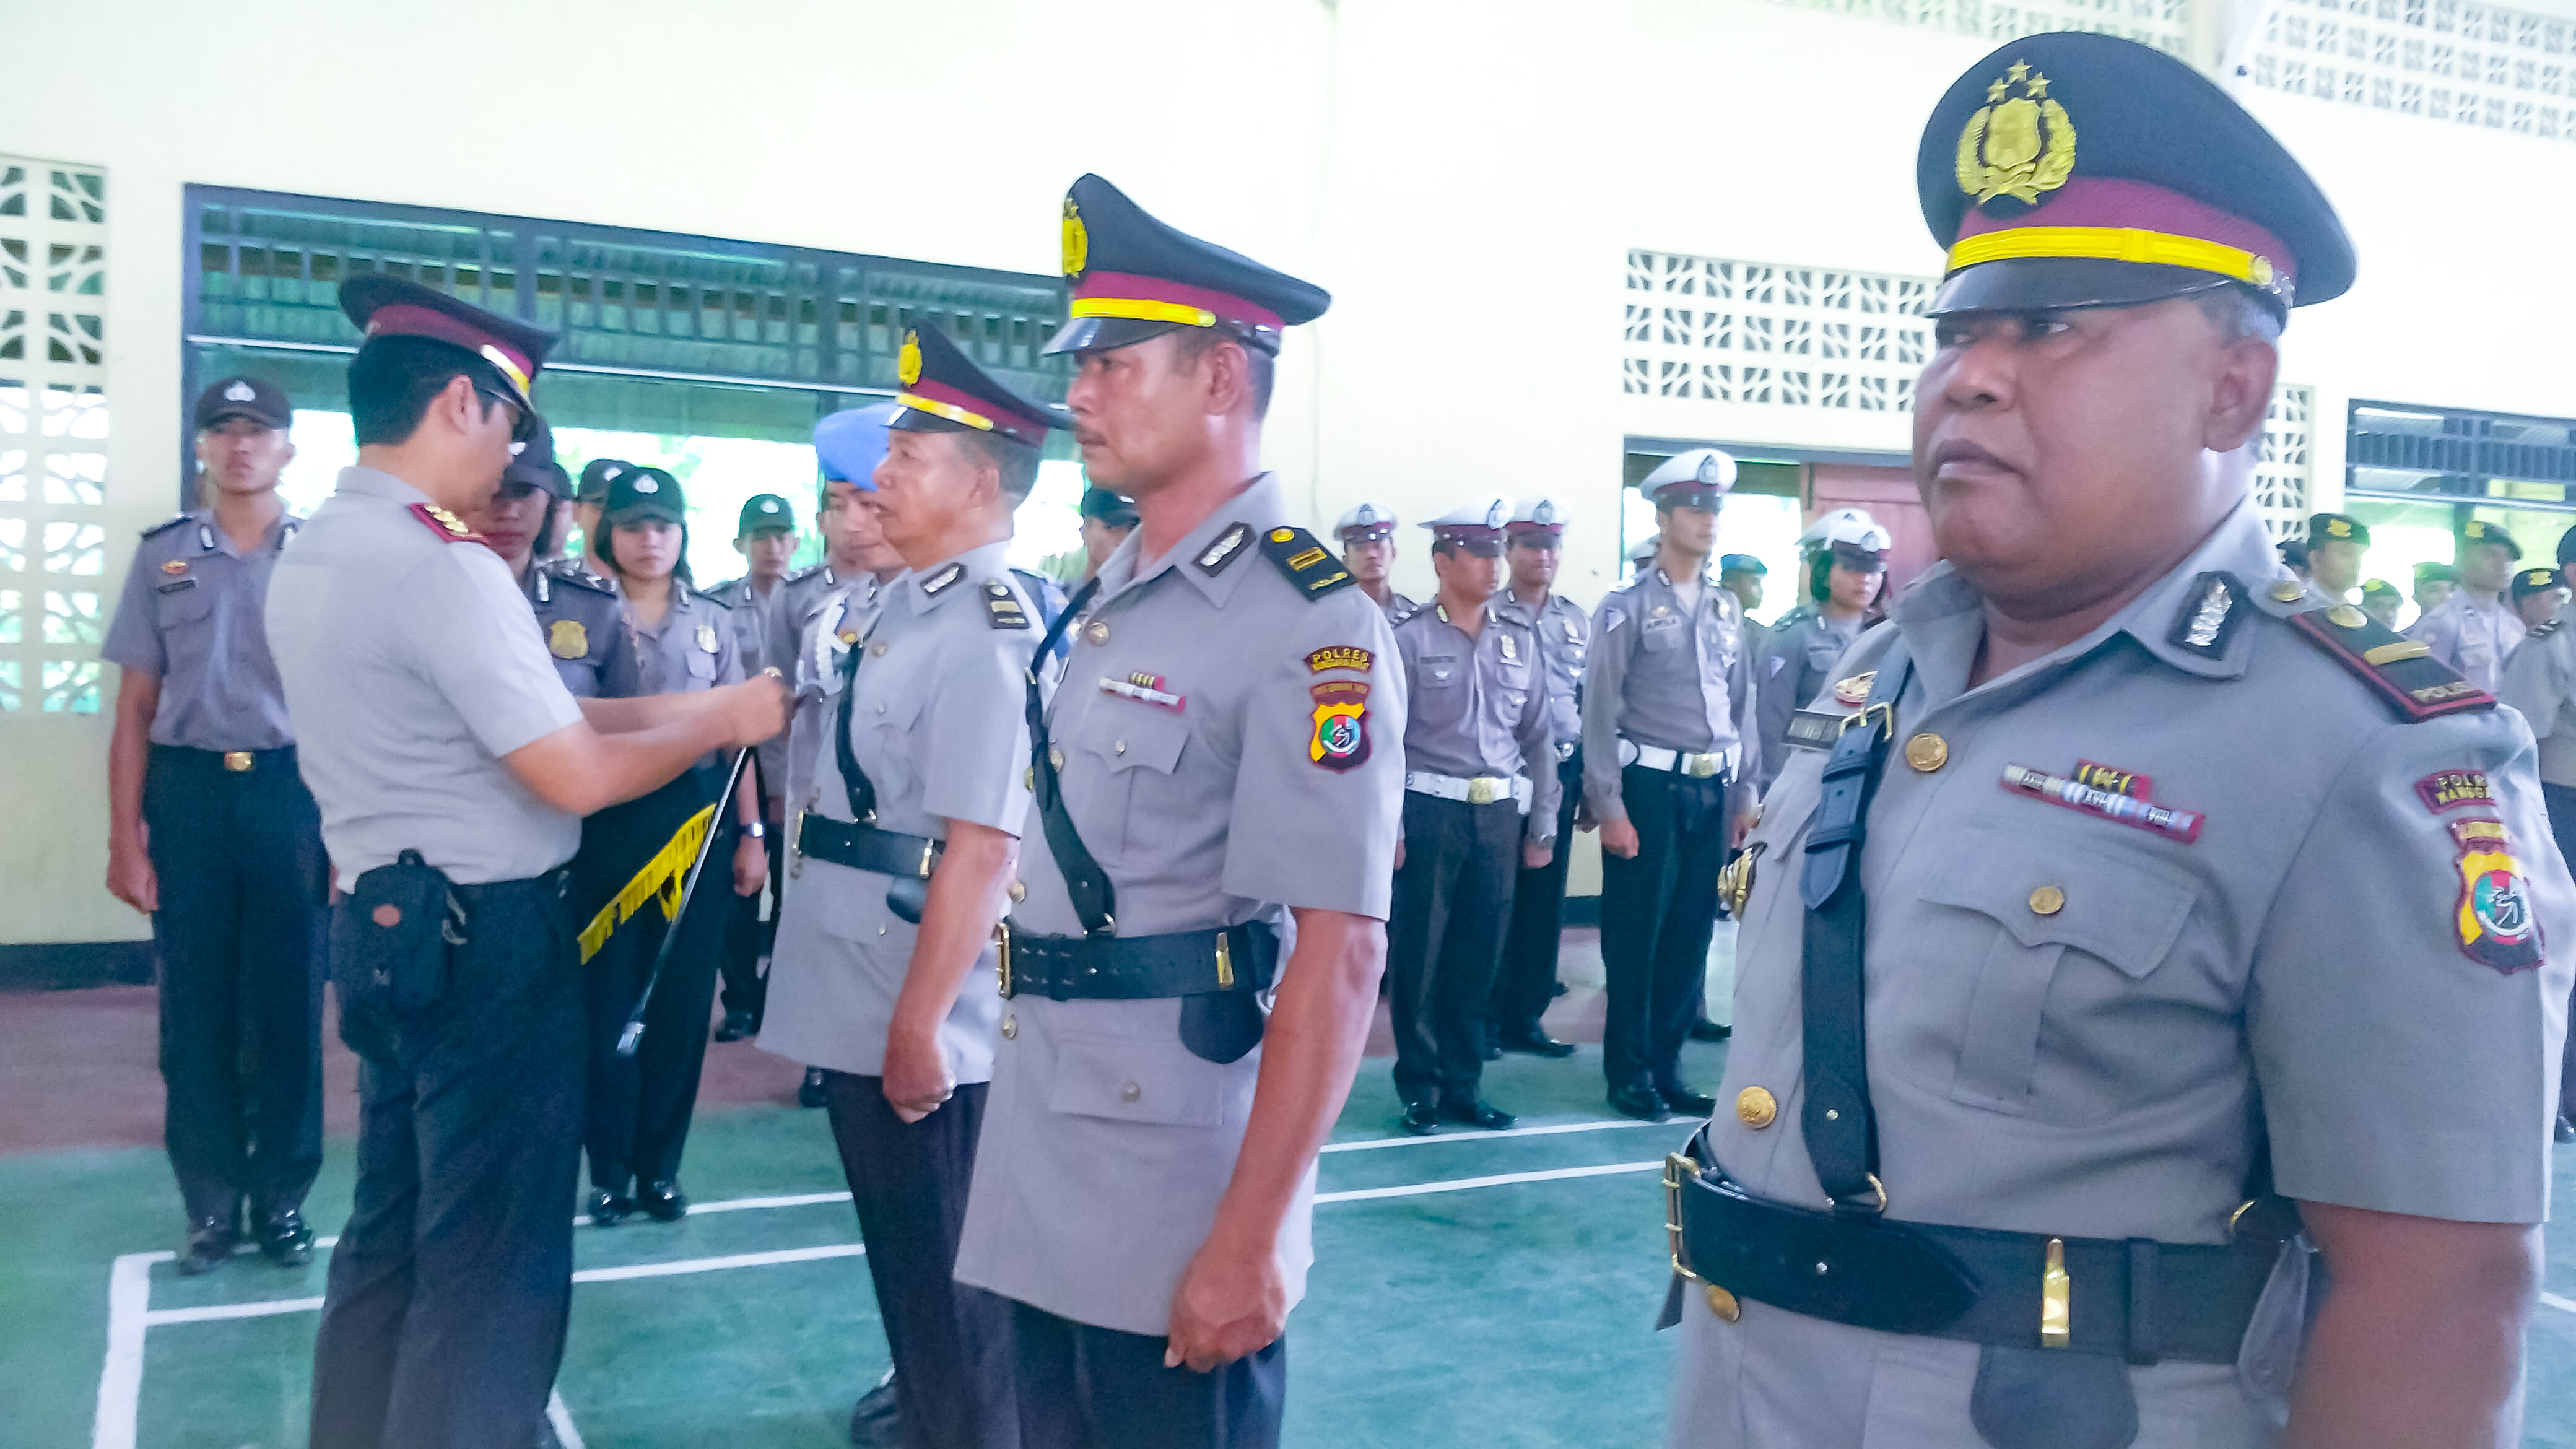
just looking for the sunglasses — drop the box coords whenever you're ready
[475,386,537,443]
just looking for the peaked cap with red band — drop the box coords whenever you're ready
[1046,174,1330,357]
[1918,32,2354,320]
[889,322,1067,449]
[340,273,555,425]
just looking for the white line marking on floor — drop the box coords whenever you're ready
[144,1295,328,1326]
[2543,1290,2576,1314]
[547,1388,586,1449]
[643,1190,853,1219]
[1315,1160,1663,1204]
[572,1242,866,1284]
[1320,1118,1681,1154]
[92,1251,163,1449]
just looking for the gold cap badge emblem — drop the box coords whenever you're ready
[549,619,588,660]
[1061,199,1088,278]
[1956,61,2077,206]
[897,331,922,387]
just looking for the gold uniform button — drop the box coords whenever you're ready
[2268,580,2305,602]
[1008,879,1027,903]
[2326,604,2367,629]
[1049,747,1066,771]
[1001,1015,1017,1040]
[1736,1086,1778,1130]
[1705,1283,1742,1322]
[869,642,887,657]
[1084,620,1111,646]
[1903,733,1947,773]
[2029,884,2066,916]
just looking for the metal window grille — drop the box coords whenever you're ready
[1759,0,2191,54]
[2258,386,2316,541]
[0,156,109,715]
[1624,251,1934,414]
[2253,0,2574,139]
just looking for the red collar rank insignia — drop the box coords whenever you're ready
[2448,817,2543,973]
[2287,603,2493,722]
[407,503,485,543]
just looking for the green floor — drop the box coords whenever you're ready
[12,1038,2576,1448]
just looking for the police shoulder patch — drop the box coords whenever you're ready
[407,503,485,544]
[1258,525,1354,599]
[141,513,189,538]
[982,580,1031,630]
[2286,603,2493,721]
[920,562,967,596]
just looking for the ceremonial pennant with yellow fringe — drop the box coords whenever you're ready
[578,804,716,963]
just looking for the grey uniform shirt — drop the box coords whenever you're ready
[522,562,638,700]
[1492,586,1590,752]
[2500,605,2576,788]
[759,542,1035,1082]
[102,509,300,749]
[1394,603,1561,840]
[2409,589,2526,695]
[1378,589,1420,625]
[1708,504,2571,1258]
[954,473,1406,1337]
[1752,605,1865,792]
[1578,564,1759,824]
[266,467,585,886]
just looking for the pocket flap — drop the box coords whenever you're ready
[1919,822,2196,978]
[1047,1034,1233,1128]
[864,689,925,731]
[1073,702,1188,775]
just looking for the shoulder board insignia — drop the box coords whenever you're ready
[2167,571,2250,659]
[983,580,1031,630]
[2287,604,2494,722]
[785,564,824,585]
[1196,522,1255,575]
[141,514,189,538]
[1388,598,1421,623]
[2530,617,2565,641]
[707,576,746,599]
[198,523,218,552]
[550,567,614,597]
[691,588,732,609]
[1258,525,1352,598]
[921,562,967,596]
[407,503,485,544]
[1785,709,1845,752]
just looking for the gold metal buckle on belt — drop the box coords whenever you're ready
[222,751,254,772]
[1682,752,1720,778]
[1214,929,1234,989]
[790,811,809,879]
[1466,777,1503,805]
[994,921,1012,998]
[1663,1152,1743,1321]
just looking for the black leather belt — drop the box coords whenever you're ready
[1664,1131,2276,1365]
[154,744,297,774]
[796,812,939,879]
[1000,920,1279,1002]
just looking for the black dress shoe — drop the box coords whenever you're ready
[2558,1115,2574,1144]
[1609,1084,1671,1122]
[586,1188,634,1226]
[714,1009,757,1043]
[178,1214,235,1276]
[1689,1019,1733,1042]
[799,1066,830,1109]
[1658,1085,1718,1118]
[1496,1027,1577,1059]
[1437,1099,1516,1131]
[637,1178,689,1221]
[849,1368,902,1447]
[255,1209,315,1267]
[1399,1100,1441,1135]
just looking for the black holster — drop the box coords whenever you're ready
[329,848,466,1063]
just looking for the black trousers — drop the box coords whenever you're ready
[309,876,585,1449]
[1490,751,1582,1034]
[822,1074,1017,1449]
[1598,765,1730,1093]
[582,887,725,1194]
[1012,1302,1285,1449]
[1387,791,1523,1105]
[2545,783,2576,1120]
[143,745,328,1222]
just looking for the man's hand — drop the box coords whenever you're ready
[1393,837,1406,872]
[1599,817,1641,858]
[1574,798,1598,832]
[880,1025,954,1126]
[1730,807,1757,850]
[731,833,766,897]
[107,833,157,915]
[1165,1228,1289,1372]
[1522,838,1554,869]
[722,674,790,749]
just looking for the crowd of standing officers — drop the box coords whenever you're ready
[91,27,2576,1449]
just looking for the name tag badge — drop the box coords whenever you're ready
[1784,710,1844,752]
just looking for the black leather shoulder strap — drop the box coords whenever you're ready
[1024,577,1116,934]
[832,629,880,825]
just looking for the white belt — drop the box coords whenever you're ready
[1404,770,1532,813]
[1619,738,1736,781]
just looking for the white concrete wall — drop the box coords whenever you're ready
[4,0,2572,943]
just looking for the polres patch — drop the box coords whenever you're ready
[1308,679,1371,772]
[1307,645,1373,674]
[2450,817,2543,973]
[2416,769,2496,814]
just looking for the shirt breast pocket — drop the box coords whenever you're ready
[154,578,213,633]
[1069,701,1190,858]
[1420,655,1461,688]
[1048,1033,1247,1128]
[1912,827,2201,1125]
[1642,617,1683,653]
[685,643,718,684]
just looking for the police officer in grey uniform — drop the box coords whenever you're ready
[272,276,782,1449]
[1488,496,1588,1058]
[469,417,637,699]
[953,173,1401,1449]
[103,375,326,1276]
[1078,484,1141,581]
[1386,497,1559,1131]
[761,320,1058,1449]
[1753,508,1891,794]
[1665,35,2570,1447]
[1630,532,1660,575]
[1337,501,1416,622]
[1718,553,1770,661]
[707,492,799,1041]
[1583,447,1758,1121]
[2408,518,2526,694]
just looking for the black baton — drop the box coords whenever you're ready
[616,746,753,1059]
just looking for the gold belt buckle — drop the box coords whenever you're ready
[1684,752,1720,778]
[1467,776,1502,805]
[994,920,1012,998]
[222,751,254,772]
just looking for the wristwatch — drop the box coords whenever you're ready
[742,821,767,840]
